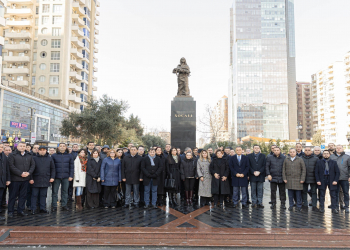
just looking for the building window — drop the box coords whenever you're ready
[35,18,38,26]
[39,63,46,70]
[40,51,47,58]
[39,75,46,82]
[33,41,37,49]
[50,63,59,72]
[50,75,59,84]
[52,16,62,24]
[42,16,49,25]
[41,28,48,34]
[49,87,59,97]
[17,76,23,81]
[53,5,62,13]
[32,64,36,73]
[51,39,61,48]
[41,39,48,46]
[32,76,36,85]
[38,87,46,94]
[51,51,60,60]
[52,28,60,36]
[42,4,50,13]
[33,52,37,61]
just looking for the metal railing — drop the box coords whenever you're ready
[2,80,69,110]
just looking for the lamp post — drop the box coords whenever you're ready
[28,108,35,144]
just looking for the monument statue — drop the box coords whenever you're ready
[173,57,191,96]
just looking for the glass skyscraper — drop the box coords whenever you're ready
[228,0,297,141]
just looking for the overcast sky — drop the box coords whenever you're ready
[96,0,350,132]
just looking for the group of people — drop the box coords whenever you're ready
[0,140,348,219]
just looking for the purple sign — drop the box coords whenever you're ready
[10,121,28,130]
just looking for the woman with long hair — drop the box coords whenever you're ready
[165,147,181,206]
[86,149,102,208]
[180,152,196,206]
[100,149,122,208]
[197,149,212,207]
[73,149,88,210]
[155,147,166,206]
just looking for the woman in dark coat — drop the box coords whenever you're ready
[86,149,102,208]
[210,150,230,207]
[180,152,196,206]
[155,147,166,206]
[165,147,181,206]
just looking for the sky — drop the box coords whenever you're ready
[96,0,350,132]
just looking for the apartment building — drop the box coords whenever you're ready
[310,74,318,133]
[345,51,350,136]
[212,95,230,142]
[1,0,99,112]
[0,0,6,73]
[296,82,312,140]
[312,62,347,145]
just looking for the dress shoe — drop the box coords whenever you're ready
[293,203,296,207]
[297,208,302,212]
[340,205,345,210]
[269,201,272,204]
[280,204,286,210]
[61,206,69,211]
[17,211,28,216]
[144,205,149,209]
[247,201,252,204]
[258,204,264,208]
[242,204,248,209]
[134,204,139,208]
[7,212,13,218]
[312,207,318,212]
[40,209,48,214]
[319,208,325,213]
[328,205,332,209]
[345,208,350,213]
[122,204,129,208]
[52,207,57,212]
[31,210,36,215]
[153,205,158,209]
[219,203,223,208]
[270,203,276,209]
[251,203,257,208]
[232,204,237,208]
[288,207,293,211]
[332,209,339,214]
[309,203,313,207]
[302,205,308,208]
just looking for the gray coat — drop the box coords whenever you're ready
[301,154,318,183]
[197,159,212,197]
[282,156,306,190]
[330,152,350,181]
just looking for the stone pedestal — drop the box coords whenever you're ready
[171,96,196,150]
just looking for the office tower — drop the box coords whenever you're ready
[312,61,347,145]
[228,0,297,141]
[1,0,99,112]
[296,82,312,140]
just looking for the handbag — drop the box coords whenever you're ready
[165,173,176,190]
[115,183,125,206]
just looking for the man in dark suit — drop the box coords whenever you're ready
[229,146,250,208]
[315,150,340,213]
[248,145,266,208]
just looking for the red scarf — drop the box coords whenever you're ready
[79,156,87,172]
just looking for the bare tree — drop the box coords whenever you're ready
[198,104,225,149]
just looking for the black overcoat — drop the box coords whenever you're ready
[247,153,266,182]
[315,159,340,191]
[121,154,143,185]
[0,153,10,188]
[210,158,230,195]
[32,153,55,187]
[156,154,166,195]
[141,156,163,186]
[165,155,181,193]
[86,158,102,193]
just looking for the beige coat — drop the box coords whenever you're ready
[282,156,306,190]
[73,157,86,188]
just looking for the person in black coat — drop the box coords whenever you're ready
[155,147,166,206]
[165,148,182,206]
[8,142,35,217]
[0,144,10,218]
[86,150,102,209]
[121,146,143,208]
[210,150,230,207]
[141,148,163,208]
[30,146,55,214]
[180,152,196,206]
[247,145,266,208]
[315,150,340,213]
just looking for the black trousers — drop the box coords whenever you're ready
[139,181,144,204]
[214,194,224,204]
[184,178,195,191]
[9,181,29,213]
[103,186,117,207]
[270,182,286,204]
[68,180,74,200]
[26,183,32,208]
[31,187,48,211]
[200,196,211,206]
[2,187,7,206]
[0,188,4,210]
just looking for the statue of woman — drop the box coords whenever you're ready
[173,57,191,96]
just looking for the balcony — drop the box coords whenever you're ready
[0,17,5,27]
[8,0,33,2]
[4,43,31,51]
[92,85,97,91]
[69,106,81,113]
[95,19,99,25]
[70,48,83,59]
[95,28,99,35]
[96,10,100,16]
[72,25,84,37]
[3,67,30,74]
[6,20,32,27]
[72,2,85,15]
[5,31,31,39]
[96,0,100,7]
[94,38,99,44]
[3,56,30,62]
[71,37,84,48]
[0,36,3,45]
[94,48,98,53]
[72,14,85,26]
[69,71,83,81]
[93,65,98,72]
[92,75,97,81]
[6,8,33,16]
[11,80,29,86]
[68,94,81,103]
[69,83,82,92]
[94,57,98,63]
[70,60,83,70]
